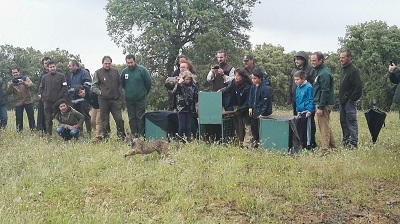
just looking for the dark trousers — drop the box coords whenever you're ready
[99,98,125,139]
[126,98,146,137]
[250,117,260,142]
[340,100,358,147]
[223,96,233,111]
[299,113,317,149]
[15,103,36,132]
[43,101,55,135]
[0,104,7,129]
[73,102,92,133]
[36,100,46,133]
[177,112,192,141]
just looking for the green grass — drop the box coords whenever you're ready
[1,110,399,223]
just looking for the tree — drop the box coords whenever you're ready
[251,44,293,106]
[105,0,259,77]
[339,20,400,110]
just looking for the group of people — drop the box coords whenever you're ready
[0,48,397,152]
[166,50,273,146]
[0,54,152,142]
[288,50,362,153]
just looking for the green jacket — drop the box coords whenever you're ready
[313,63,335,109]
[55,107,84,129]
[121,65,152,101]
[339,62,362,104]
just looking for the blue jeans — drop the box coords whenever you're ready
[0,104,7,129]
[15,103,36,132]
[222,96,233,111]
[177,112,192,141]
[57,127,80,141]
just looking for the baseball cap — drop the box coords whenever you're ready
[243,54,254,62]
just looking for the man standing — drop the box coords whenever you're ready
[121,54,152,137]
[68,59,92,135]
[288,51,316,115]
[37,56,51,133]
[243,54,258,74]
[91,56,126,141]
[6,67,36,132]
[207,50,235,111]
[39,61,68,137]
[339,51,362,149]
[311,52,336,153]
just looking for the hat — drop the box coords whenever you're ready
[243,54,254,62]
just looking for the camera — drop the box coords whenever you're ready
[212,65,220,69]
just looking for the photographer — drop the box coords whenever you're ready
[207,50,235,111]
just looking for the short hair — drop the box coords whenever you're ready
[69,59,80,67]
[293,70,306,79]
[11,66,20,72]
[125,54,135,61]
[216,50,227,57]
[41,56,51,65]
[312,51,324,62]
[47,61,56,66]
[341,50,352,58]
[252,67,265,79]
[102,56,112,63]
[74,85,85,96]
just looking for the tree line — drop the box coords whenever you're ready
[1,21,400,111]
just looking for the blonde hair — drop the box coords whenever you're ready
[181,71,196,84]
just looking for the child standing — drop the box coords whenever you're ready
[248,68,272,146]
[294,71,317,149]
[172,71,198,142]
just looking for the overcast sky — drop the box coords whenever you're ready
[0,0,399,72]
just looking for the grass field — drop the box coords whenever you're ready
[0,110,399,223]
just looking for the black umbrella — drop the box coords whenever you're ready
[364,107,386,143]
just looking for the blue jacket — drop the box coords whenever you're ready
[248,78,272,117]
[68,68,92,104]
[295,80,315,114]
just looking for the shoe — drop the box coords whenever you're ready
[92,136,103,143]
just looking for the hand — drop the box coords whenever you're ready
[8,81,12,86]
[18,79,24,84]
[389,64,397,73]
[248,109,253,117]
[296,114,302,119]
[69,125,78,130]
[217,68,224,75]
[38,95,42,100]
[316,109,323,116]
[306,112,311,118]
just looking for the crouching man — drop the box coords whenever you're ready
[54,99,84,141]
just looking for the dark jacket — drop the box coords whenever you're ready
[55,106,85,129]
[248,78,272,117]
[68,68,92,104]
[313,63,335,109]
[91,68,121,100]
[288,51,316,104]
[220,79,252,113]
[389,68,400,104]
[339,62,362,104]
[40,72,68,103]
[121,65,152,101]
[172,82,198,113]
[6,76,34,106]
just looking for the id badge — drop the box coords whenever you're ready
[125,74,129,79]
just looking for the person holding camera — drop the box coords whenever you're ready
[6,67,36,132]
[54,99,84,141]
[207,50,235,111]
